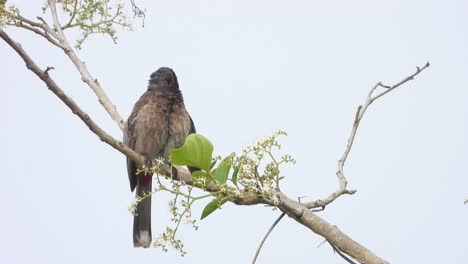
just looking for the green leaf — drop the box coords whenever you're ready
[200,197,231,220]
[170,134,213,172]
[231,167,239,186]
[192,170,209,178]
[214,163,231,184]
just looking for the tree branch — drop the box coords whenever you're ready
[274,191,389,263]
[5,1,126,130]
[0,28,137,161]
[61,0,79,30]
[252,64,430,263]
[47,0,126,130]
[9,20,63,48]
[305,63,430,210]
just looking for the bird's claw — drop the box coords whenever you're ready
[170,164,178,180]
[142,154,154,171]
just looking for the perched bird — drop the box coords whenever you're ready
[123,67,196,248]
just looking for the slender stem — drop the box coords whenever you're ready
[266,149,281,190]
[252,212,286,264]
[62,0,79,30]
[11,21,63,48]
[328,241,358,264]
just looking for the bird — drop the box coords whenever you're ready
[123,67,196,248]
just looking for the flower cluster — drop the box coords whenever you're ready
[235,130,295,201]
[128,130,294,255]
[153,227,186,256]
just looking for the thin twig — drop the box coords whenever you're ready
[371,62,430,103]
[11,21,63,48]
[305,62,430,210]
[14,14,44,28]
[130,0,146,27]
[36,16,61,39]
[61,0,79,30]
[44,66,55,73]
[328,240,358,264]
[252,212,286,264]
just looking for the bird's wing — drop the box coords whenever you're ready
[187,114,198,173]
[124,91,154,192]
[189,114,196,134]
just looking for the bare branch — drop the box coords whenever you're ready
[5,1,126,129]
[5,11,63,47]
[371,62,430,103]
[252,212,286,264]
[44,66,55,73]
[36,16,61,39]
[14,14,44,28]
[0,28,136,161]
[275,192,389,264]
[305,63,430,210]
[47,0,126,130]
[130,0,146,26]
[10,20,63,48]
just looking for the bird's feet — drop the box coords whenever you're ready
[170,164,178,180]
[142,154,154,172]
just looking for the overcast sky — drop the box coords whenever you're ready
[1,1,467,263]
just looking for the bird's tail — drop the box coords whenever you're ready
[133,172,152,248]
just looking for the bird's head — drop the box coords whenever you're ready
[148,67,179,90]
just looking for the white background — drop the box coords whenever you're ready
[1,1,467,263]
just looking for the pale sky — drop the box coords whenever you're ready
[1,1,467,263]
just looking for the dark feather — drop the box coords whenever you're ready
[123,67,196,247]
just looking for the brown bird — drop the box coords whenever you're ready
[123,67,196,248]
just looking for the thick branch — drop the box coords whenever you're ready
[276,192,389,264]
[6,2,125,130]
[0,28,137,161]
